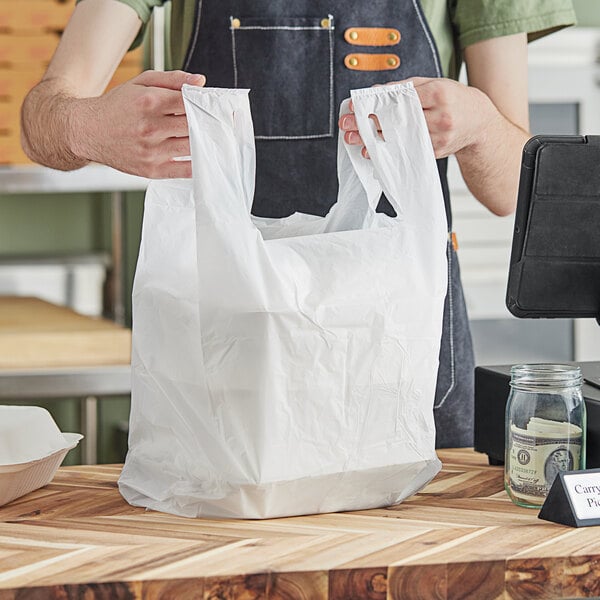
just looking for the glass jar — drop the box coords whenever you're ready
[505,364,586,508]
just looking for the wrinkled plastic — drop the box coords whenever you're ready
[119,83,448,518]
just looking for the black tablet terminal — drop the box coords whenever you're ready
[506,134,600,319]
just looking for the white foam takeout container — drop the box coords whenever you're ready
[0,406,83,507]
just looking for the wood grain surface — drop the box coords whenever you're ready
[0,449,597,599]
[0,296,130,368]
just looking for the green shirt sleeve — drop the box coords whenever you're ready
[114,0,164,24]
[76,0,164,22]
[76,0,164,49]
[451,0,577,49]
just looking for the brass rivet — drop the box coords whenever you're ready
[321,18,330,28]
[388,31,399,41]
[231,18,241,29]
[349,57,359,67]
[387,57,398,67]
[349,31,359,40]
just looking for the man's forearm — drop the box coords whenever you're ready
[455,110,530,217]
[458,33,530,217]
[21,78,91,171]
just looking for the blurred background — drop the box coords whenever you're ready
[0,0,599,465]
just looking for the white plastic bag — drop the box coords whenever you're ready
[119,83,448,518]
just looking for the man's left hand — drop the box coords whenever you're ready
[338,77,502,160]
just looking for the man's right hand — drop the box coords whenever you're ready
[20,0,207,178]
[71,70,205,179]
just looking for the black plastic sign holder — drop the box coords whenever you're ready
[538,468,600,527]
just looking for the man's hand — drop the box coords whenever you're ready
[338,33,531,216]
[20,0,207,178]
[339,77,507,160]
[70,70,205,178]
[23,69,206,179]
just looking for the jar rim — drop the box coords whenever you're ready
[511,363,580,373]
[510,363,582,388]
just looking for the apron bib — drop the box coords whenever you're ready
[183,0,474,447]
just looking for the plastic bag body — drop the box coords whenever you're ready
[119,84,448,518]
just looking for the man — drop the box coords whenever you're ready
[21,0,576,447]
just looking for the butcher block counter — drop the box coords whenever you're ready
[1,449,599,600]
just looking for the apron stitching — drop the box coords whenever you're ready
[434,240,455,409]
[183,0,203,71]
[235,26,328,31]
[230,18,239,87]
[410,0,442,78]
[256,134,333,140]
[327,14,335,136]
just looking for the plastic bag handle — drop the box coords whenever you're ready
[350,83,443,226]
[322,99,385,231]
[338,97,385,211]
[327,84,446,231]
[182,85,256,231]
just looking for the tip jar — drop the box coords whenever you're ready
[505,364,586,508]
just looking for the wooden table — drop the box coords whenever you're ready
[1,449,599,600]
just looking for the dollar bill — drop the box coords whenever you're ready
[507,419,582,505]
[528,417,582,437]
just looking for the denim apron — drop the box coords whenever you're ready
[182,0,475,447]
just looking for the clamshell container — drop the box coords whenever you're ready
[0,406,82,506]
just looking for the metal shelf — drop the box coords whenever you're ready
[0,366,132,399]
[0,164,149,194]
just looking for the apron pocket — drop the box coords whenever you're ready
[230,15,334,139]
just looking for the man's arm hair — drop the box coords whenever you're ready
[21,0,142,171]
[457,33,530,216]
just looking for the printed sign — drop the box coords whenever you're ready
[563,472,600,520]
[539,469,600,528]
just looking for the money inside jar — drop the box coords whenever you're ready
[508,416,583,506]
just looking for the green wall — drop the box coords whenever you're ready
[573,0,600,26]
[0,193,110,254]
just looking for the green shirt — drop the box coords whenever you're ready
[115,0,576,78]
